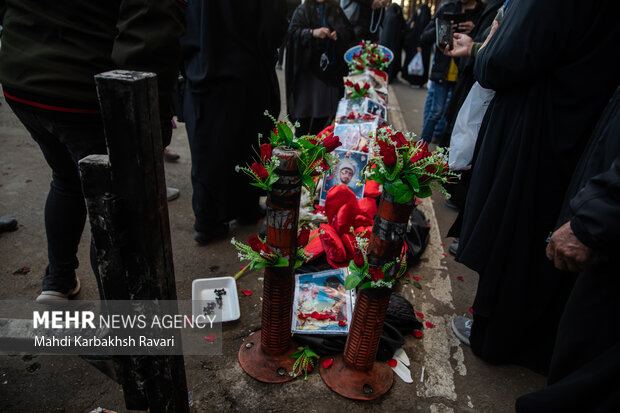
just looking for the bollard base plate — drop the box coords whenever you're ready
[238,331,298,383]
[319,354,393,400]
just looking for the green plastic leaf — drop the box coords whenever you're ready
[359,281,373,290]
[301,174,315,190]
[274,257,289,267]
[413,280,422,290]
[404,173,420,192]
[416,186,432,199]
[277,123,294,145]
[345,273,362,290]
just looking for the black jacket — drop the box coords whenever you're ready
[419,0,483,83]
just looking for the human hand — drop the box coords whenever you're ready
[480,20,499,51]
[312,27,332,39]
[328,30,338,41]
[442,32,473,57]
[371,0,385,10]
[546,221,598,273]
[457,21,475,34]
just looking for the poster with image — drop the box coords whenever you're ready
[291,268,355,335]
[319,148,368,205]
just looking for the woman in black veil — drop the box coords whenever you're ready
[401,3,431,87]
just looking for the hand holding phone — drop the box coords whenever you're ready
[435,19,453,50]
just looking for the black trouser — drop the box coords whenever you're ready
[184,78,279,232]
[8,103,107,293]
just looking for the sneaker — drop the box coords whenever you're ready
[451,315,472,346]
[166,187,180,202]
[444,199,459,211]
[449,239,459,256]
[36,277,81,303]
[163,148,180,162]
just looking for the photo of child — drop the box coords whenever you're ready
[291,269,354,335]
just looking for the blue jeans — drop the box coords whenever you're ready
[7,102,107,294]
[421,81,454,143]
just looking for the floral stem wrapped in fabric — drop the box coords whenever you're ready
[236,112,341,197]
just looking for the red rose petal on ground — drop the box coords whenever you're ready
[413,276,420,281]
[415,311,424,319]
[413,329,423,339]
[415,199,422,205]
[457,276,464,281]
[441,243,445,247]
[425,322,436,328]
[204,335,216,342]
[387,359,397,367]
[469,307,473,313]
[442,253,447,257]
[323,358,334,369]
[240,289,252,296]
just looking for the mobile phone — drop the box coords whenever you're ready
[435,18,453,50]
[443,12,465,24]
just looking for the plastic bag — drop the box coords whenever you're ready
[448,81,495,171]
[407,52,424,76]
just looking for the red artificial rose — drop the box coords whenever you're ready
[377,140,397,167]
[297,226,311,246]
[390,131,408,148]
[382,56,389,62]
[250,162,269,180]
[247,234,273,255]
[355,64,365,71]
[260,143,272,162]
[369,266,384,281]
[387,359,397,367]
[321,134,342,153]
[353,83,361,92]
[413,276,420,281]
[363,82,370,90]
[338,320,347,327]
[413,329,423,339]
[344,79,353,87]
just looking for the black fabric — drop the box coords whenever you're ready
[436,0,503,148]
[285,0,354,118]
[292,292,416,361]
[515,88,620,413]
[456,0,620,374]
[378,3,405,83]
[344,0,382,43]
[401,4,431,86]
[182,1,287,231]
[405,207,430,264]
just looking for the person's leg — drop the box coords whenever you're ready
[420,81,449,143]
[433,84,453,139]
[7,104,106,294]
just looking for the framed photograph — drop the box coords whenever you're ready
[319,148,368,205]
[363,98,387,122]
[336,98,365,120]
[291,268,355,335]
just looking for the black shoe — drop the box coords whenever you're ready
[194,223,229,245]
[237,205,267,226]
[0,217,18,233]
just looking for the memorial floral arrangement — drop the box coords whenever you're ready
[348,41,391,73]
[236,113,341,196]
[344,79,372,100]
[344,126,458,290]
[290,345,320,380]
[231,226,313,271]
[365,126,458,203]
[344,232,408,290]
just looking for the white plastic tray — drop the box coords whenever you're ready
[192,276,240,322]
